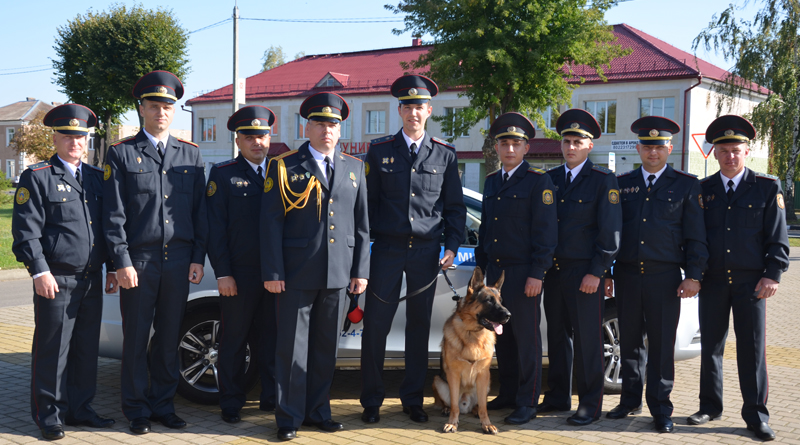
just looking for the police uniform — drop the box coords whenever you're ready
[693,116,789,437]
[206,106,277,419]
[12,104,114,439]
[610,117,708,430]
[260,93,370,433]
[360,75,466,417]
[475,113,557,421]
[103,71,208,426]
[541,109,621,423]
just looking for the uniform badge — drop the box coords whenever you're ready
[570,123,580,129]
[207,181,217,197]
[349,172,356,181]
[66,185,71,193]
[353,181,358,188]
[649,129,659,137]
[322,106,332,113]
[252,119,261,127]
[104,164,111,181]
[777,193,785,209]
[291,174,297,183]
[69,118,79,127]
[507,126,518,133]
[542,189,554,205]
[305,172,311,178]
[157,86,168,94]
[365,162,370,176]
[15,187,29,205]
[382,158,389,164]
[408,88,418,96]
[609,189,620,204]
[137,157,142,163]
[698,193,704,209]
[724,129,734,137]
[264,177,274,193]
[235,180,243,188]
[634,186,639,193]
[57,184,66,192]
[390,157,394,163]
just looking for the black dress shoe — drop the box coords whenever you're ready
[567,414,598,426]
[654,415,674,433]
[40,425,65,441]
[221,408,241,424]
[536,402,568,413]
[747,422,776,441]
[486,397,516,410]
[65,415,115,428]
[606,404,643,419]
[403,405,428,423]
[259,401,275,412]
[303,419,343,432]
[362,406,380,423]
[686,410,721,425]
[129,417,151,434]
[151,413,187,429]
[504,406,536,425]
[277,427,297,440]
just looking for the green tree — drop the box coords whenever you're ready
[262,45,287,71]
[53,3,190,165]
[386,0,628,171]
[694,0,800,220]
[9,112,54,163]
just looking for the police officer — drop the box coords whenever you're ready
[261,92,369,441]
[475,113,558,424]
[12,104,116,440]
[206,105,277,424]
[606,116,708,433]
[687,115,789,441]
[104,71,208,434]
[360,75,466,424]
[538,109,621,425]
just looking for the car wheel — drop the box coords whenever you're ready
[176,309,258,404]
[602,304,623,394]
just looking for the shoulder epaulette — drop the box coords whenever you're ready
[592,165,612,175]
[110,136,136,147]
[341,152,363,162]
[370,135,395,145]
[700,175,713,183]
[177,138,198,148]
[527,167,545,175]
[85,164,104,172]
[486,169,500,178]
[547,165,563,172]
[214,159,238,168]
[274,149,298,161]
[29,161,52,171]
[674,169,698,178]
[616,169,634,177]
[431,136,455,149]
[755,172,779,181]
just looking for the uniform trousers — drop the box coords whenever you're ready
[487,263,542,408]
[218,266,276,411]
[119,257,190,420]
[541,261,605,419]
[274,287,342,428]
[31,272,103,427]
[615,266,682,416]
[360,239,439,408]
[699,272,769,425]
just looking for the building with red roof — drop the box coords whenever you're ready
[188,23,768,191]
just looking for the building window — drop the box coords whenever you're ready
[5,160,14,179]
[533,106,559,131]
[87,133,94,150]
[639,97,675,119]
[295,114,308,140]
[340,117,350,140]
[584,100,616,134]
[443,107,469,138]
[366,110,385,134]
[6,128,14,146]
[200,118,216,142]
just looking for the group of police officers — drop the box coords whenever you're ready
[10,69,789,442]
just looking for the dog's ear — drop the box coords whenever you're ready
[468,267,485,297]
[493,270,505,291]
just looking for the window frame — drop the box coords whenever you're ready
[584,100,617,134]
[366,110,386,135]
[639,97,675,119]
[200,117,216,142]
[442,107,469,138]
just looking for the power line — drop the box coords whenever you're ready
[0,67,51,76]
[241,17,403,23]
[189,18,231,34]
[0,64,50,72]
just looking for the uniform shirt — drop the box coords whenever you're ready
[720,169,745,192]
[308,144,334,183]
[143,128,169,154]
[701,168,789,281]
[640,164,667,185]
[475,160,558,280]
[401,131,425,155]
[616,165,708,280]
[546,159,621,278]
[365,129,466,252]
[103,131,208,268]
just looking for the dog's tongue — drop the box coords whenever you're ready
[491,322,503,335]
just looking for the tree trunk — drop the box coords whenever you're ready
[482,104,499,173]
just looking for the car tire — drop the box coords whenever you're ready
[602,303,623,394]
[176,308,259,404]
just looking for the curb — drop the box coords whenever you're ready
[0,268,28,282]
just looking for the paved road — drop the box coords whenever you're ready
[0,278,31,308]
[1,250,800,443]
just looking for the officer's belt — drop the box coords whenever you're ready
[550,259,591,270]
[615,261,680,275]
[49,268,101,277]
[705,269,764,285]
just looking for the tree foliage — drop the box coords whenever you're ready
[694,0,800,220]
[385,0,628,171]
[9,112,54,163]
[262,45,287,71]
[53,3,190,165]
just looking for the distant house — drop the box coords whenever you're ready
[187,24,768,192]
[0,98,56,180]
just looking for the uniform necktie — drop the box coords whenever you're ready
[157,141,165,159]
[503,172,509,183]
[75,168,82,187]
[727,179,735,200]
[410,142,417,163]
[566,171,572,185]
[648,174,656,192]
[325,156,333,188]
[257,166,263,178]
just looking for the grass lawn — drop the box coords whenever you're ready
[0,201,22,270]
[790,237,800,247]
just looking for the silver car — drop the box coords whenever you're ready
[99,187,701,404]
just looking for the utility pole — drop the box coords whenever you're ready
[232,2,241,158]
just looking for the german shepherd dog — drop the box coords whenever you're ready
[432,267,511,434]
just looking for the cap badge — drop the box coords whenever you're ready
[322,106,332,113]
[408,88,418,96]
[724,129,734,136]
[507,126,519,133]
[570,123,580,129]
[157,86,168,94]
[252,119,261,127]
[649,129,659,137]
[69,119,79,127]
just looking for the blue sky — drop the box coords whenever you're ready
[1,0,759,131]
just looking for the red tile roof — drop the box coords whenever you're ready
[188,23,767,105]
